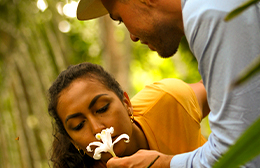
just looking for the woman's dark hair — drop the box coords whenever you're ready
[48,62,124,168]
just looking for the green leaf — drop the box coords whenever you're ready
[225,0,260,21]
[213,116,260,168]
[229,55,260,89]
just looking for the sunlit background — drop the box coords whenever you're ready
[0,0,211,167]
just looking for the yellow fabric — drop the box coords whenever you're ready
[131,78,207,155]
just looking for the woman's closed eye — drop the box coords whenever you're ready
[72,120,85,131]
[96,103,109,114]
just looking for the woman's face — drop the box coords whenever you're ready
[57,77,133,162]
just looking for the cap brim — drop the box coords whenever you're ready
[77,0,108,20]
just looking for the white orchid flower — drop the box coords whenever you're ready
[86,127,130,160]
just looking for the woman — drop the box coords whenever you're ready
[48,62,209,168]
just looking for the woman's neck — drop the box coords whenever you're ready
[124,121,149,156]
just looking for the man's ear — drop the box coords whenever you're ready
[123,92,133,116]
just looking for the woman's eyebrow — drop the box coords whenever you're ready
[65,94,108,124]
[65,113,82,124]
[88,94,108,109]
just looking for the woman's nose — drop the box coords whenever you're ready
[88,118,105,135]
[130,34,139,42]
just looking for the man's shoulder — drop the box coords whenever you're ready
[182,0,247,16]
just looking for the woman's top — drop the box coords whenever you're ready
[131,78,206,155]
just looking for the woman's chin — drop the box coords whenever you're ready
[99,152,114,162]
[114,140,129,156]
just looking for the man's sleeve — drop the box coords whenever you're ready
[172,0,260,167]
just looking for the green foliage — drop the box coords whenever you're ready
[225,0,260,21]
[178,37,201,83]
[0,0,100,167]
[213,117,260,168]
[0,0,204,167]
[65,19,103,65]
[130,37,201,96]
[230,55,260,89]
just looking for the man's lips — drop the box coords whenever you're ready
[140,40,148,45]
[140,41,156,51]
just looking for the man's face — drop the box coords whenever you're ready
[101,0,184,58]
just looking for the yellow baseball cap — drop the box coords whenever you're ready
[77,0,109,20]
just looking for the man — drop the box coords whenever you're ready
[76,0,260,167]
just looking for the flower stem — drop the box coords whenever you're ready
[146,155,160,168]
[110,151,117,157]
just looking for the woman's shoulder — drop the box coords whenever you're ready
[131,78,194,105]
[152,78,193,96]
[132,78,202,123]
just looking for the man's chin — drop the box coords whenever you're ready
[149,44,178,58]
[157,50,177,59]
[148,44,156,51]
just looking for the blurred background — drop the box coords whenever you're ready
[0,0,211,167]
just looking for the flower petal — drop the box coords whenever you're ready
[86,146,92,152]
[93,153,101,160]
[93,152,102,160]
[86,127,130,160]
[93,145,109,160]
[86,141,103,152]
[95,133,102,140]
[88,141,103,147]
[112,134,130,145]
[104,128,113,146]
[108,127,114,134]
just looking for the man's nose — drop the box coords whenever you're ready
[130,34,139,42]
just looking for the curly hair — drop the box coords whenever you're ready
[48,62,124,168]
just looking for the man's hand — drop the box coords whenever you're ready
[106,150,174,168]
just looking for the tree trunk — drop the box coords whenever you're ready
[99,16,132,92]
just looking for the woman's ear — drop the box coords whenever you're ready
[139,0,155,6]
[123,92,133,116]
[70,140,86,156]
[70,139,81,151]
[70,140,78,149]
